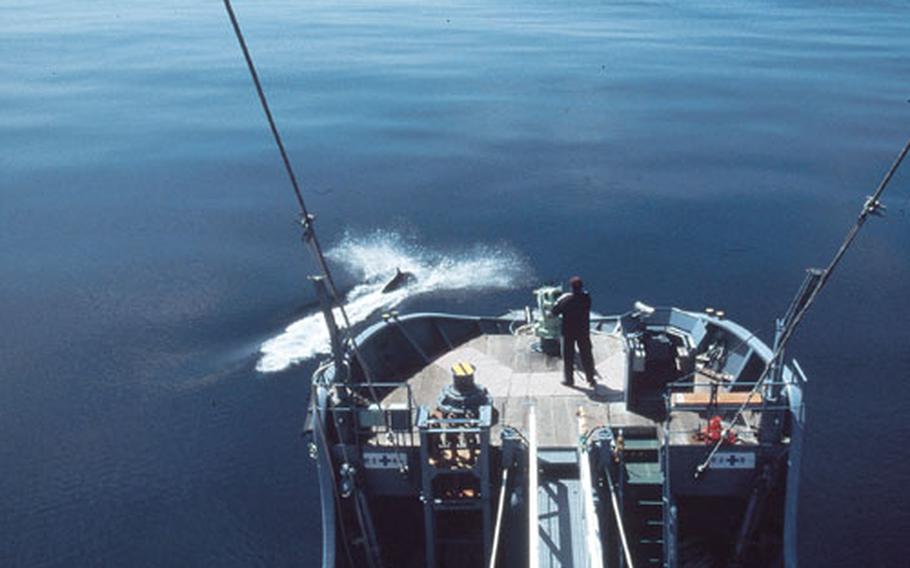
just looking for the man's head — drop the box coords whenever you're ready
[569,276,583,292]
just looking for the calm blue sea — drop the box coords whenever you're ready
[2,1,909,566]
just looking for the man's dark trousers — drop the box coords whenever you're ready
[563,332,595,385]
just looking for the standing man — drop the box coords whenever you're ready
[552,276,596,387]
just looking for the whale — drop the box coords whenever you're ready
[381,267,416,293]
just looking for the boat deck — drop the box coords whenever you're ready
[537,477,591,566]
[380,332,656,447]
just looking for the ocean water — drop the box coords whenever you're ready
[2,0,909,566]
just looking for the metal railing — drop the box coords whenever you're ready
[331,381,418,447]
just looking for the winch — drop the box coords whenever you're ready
[437,362,492,417]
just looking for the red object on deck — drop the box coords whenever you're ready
[705,415,723,443]
[703,415,737,445]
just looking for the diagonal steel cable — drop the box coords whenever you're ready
[695,136,910,478]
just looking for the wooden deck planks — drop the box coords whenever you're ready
[377,332,634,448]
[371,331,764,450]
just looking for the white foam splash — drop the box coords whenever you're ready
[256,231,529,373]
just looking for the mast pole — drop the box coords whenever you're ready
[695,136,910,478]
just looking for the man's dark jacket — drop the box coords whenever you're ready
[552,291,591,336]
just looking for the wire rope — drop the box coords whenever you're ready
[221,0,384,406]
[695,137,910,478]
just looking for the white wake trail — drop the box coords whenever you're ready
[256,232,528,373]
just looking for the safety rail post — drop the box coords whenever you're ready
[528,405,539,568]
[591,425,635,568]
[577,410,605,568]
[488,467,510,568]
[663,390,677,568]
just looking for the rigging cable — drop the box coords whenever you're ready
[223,0,325,276]
[221,0,388,408]
[221,0,404,465]
[312,401,358,568]
[694,136,910,478]
[222,3,393,565]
